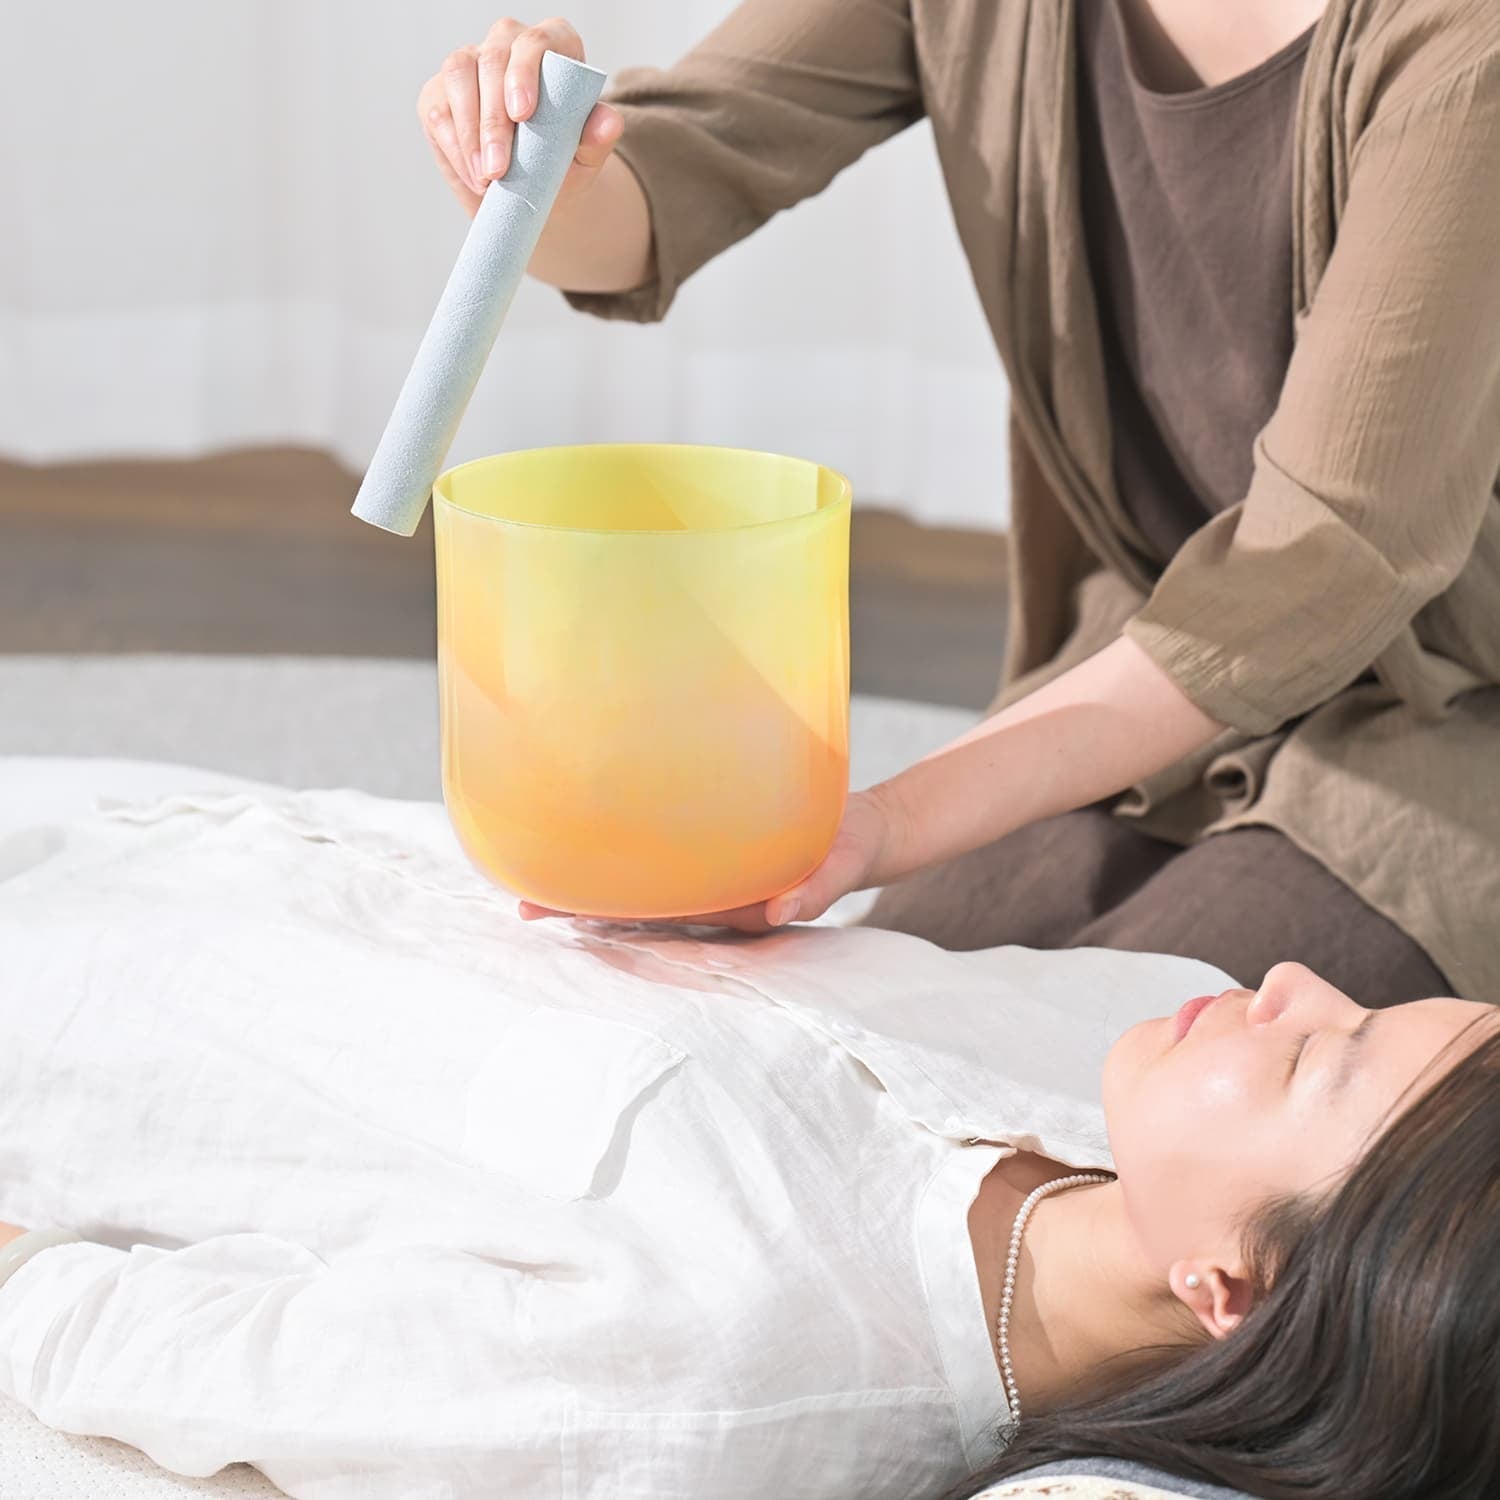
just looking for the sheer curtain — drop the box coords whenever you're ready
[0,1,1009,530]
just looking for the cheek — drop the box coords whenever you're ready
[1102,1020,1248,1160]
[1104,1039,1272,1260]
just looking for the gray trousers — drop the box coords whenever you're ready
[863,808,1450,1008]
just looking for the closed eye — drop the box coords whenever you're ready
[1285,1032,1312,1081]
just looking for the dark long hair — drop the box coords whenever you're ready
[952,1019,1500,1500]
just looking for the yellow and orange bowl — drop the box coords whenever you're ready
[434,443,851,918]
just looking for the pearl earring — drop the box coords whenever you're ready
[1185,1273,1201,1290]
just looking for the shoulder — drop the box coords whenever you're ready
[1336,0,1500,132]
[908,0,1031,87]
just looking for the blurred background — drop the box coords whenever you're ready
[0,0,1010,792]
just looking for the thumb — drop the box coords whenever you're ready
[569,104,623,181]
[767,845,866,927]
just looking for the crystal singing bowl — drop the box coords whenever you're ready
[434,444,852,918]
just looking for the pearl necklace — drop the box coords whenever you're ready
[996,1171,1113,1423]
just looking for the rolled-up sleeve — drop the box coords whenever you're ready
[564,0,923,324]
[0,1233,557,1494]
[1126,55,1500,736]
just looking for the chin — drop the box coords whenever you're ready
[1099,1025,1135,1111]
[1106,1015,1163,1067]
[1101,1017,1168,1115]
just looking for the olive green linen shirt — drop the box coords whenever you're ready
[564,0,1500,1002]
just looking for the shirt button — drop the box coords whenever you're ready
[943,1114,963,1133]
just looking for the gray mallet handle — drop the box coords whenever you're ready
[352,52,607,536]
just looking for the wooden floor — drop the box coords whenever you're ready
[0,448,1009,710]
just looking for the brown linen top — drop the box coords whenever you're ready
[1078,2,1313,563]
[565,0,1500,1002]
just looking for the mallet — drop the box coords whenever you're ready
[351,51,607,537]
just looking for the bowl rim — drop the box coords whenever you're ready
[432,441,853,538]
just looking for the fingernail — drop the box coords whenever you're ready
[470,151,484,189]
[483,141,504,177]
[772,899,800,928]
[507,85,529,118]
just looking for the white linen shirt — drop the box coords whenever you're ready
[0,788,1233,1499]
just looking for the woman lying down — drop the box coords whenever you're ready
[0,787,1495,1500]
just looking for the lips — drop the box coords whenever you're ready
[1172,992,1222,1043]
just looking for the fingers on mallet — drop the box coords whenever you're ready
[440,47,485,192]
[425,135,480,209]
[505,18,585,122]
[475,40,514,180]
[425,105,476,200]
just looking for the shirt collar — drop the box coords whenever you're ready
[913,1141,1013,1471]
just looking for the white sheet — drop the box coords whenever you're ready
[0,757,279,839]
[0,760,285,1498]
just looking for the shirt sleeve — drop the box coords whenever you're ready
[563,0,923,324]
[0,1235,557,1495]
[1125,54,1500,736]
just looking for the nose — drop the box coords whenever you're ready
[1247,961,1363,1029]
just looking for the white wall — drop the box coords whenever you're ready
[0,1,1010,530]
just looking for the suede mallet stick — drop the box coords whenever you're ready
[351,51,607,537]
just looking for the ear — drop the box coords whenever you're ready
[1168,1260,1255,1340]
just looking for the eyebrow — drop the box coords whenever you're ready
[1330,1011,1380,1097]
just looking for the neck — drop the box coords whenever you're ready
[1120,0,1325,92]
[970,1157,1194,1417]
